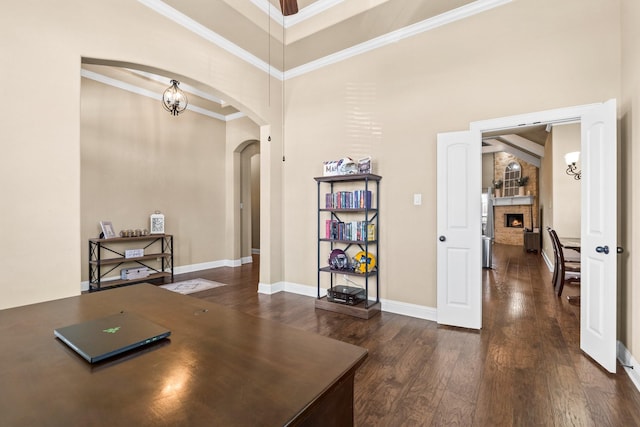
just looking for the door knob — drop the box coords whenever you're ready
[596,245,610,254]
[617,247,624,254]
[439,236,446,242]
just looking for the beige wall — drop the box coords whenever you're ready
[540,133,554,264]
[3,0,639,368]
[482,153,495,190]
[551,123,581,238]
[282,0,621,307]
[0,0,283,309]
[621,0,640,362]
[80,77,227,281]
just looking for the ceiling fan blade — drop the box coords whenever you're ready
[279,0,299,16]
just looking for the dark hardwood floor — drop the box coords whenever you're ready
[172,244,640,426]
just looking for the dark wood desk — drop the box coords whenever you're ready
[0,284,367,426]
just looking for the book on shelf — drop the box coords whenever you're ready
[325,220,376,241]
[367,223,376,241]
[325,190,373,209]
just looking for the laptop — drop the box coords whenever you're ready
[54,312,171,363]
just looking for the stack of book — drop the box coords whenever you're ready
[325,190,372,209]
[326,220,376,241]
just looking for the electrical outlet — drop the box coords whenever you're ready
[413,193,422,205]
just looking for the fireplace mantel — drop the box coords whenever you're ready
[492,195,534,206]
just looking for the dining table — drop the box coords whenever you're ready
[560,236,581,253]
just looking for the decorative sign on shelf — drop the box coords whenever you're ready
[125,249,144,259]
[323,156,373,176]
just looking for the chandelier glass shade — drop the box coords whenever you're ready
[162,80,188,116]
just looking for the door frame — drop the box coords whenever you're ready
[438,101,618,372]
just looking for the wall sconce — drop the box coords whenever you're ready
[162,80,188,116]
[564,151,581,180]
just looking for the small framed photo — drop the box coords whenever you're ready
[150,211,165,234]
[358,156,372,174]
[100,221,116,239]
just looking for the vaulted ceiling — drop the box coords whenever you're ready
[160,0,476,71]
[85,0,549,158]
[84,0,494,121]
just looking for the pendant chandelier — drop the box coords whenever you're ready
[162,80,188,116]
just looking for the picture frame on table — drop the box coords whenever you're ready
[100,221,116,239]
[150,211,165,234]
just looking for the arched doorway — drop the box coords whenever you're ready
[238,140,260,264]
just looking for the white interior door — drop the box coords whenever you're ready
[580,99,617,373]
[436,130,482,329]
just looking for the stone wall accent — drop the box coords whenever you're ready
[493,153,539,246]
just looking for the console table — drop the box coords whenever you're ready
[0,284,368,426]
[88,234,174,291]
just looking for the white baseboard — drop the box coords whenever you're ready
[81,259,244,292]
[618,341,640,392]
[258,281,285,294]
[379,298,437,321]
[269,281,437,321]
[241,256,253,264]
[174,259,237,273]
[542,250,554,272]
[251,248,260,254]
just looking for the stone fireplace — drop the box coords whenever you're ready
[494,205,534,245]
[493,152,539,246]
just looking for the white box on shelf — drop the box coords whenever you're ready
[120,267,150,280]
[323,160,339,176]
[125,249,144,259]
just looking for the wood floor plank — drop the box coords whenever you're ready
[164,248,640,426]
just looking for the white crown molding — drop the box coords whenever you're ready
[137,0,284,80]
[250,0,344,28]
[139,0,510,81]
[282,0,344,28]
[249,0,283,25]
[128,69,227,105]
[131,0,512,112]
[285,0,512,79]
[81,69,245,121]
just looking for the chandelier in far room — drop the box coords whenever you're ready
[162,79,188,116]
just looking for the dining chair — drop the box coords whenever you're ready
[548,228,581,297]
[547,227,560,288]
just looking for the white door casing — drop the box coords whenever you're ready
[580,99,617,373]
[436,100,619,373]
[436,130,482,329]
